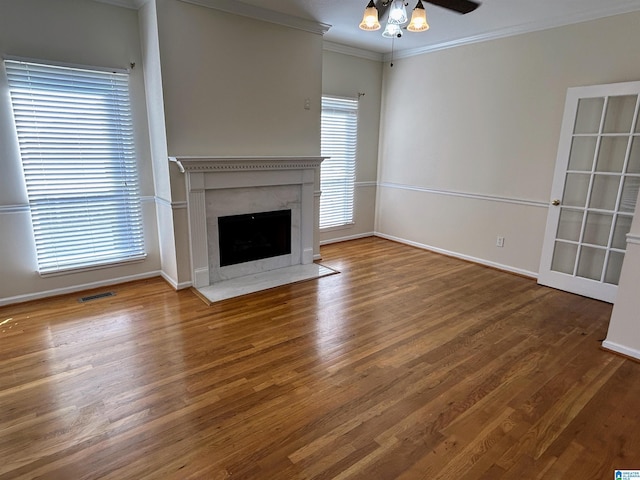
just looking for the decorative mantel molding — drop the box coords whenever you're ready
[169,156,326,174]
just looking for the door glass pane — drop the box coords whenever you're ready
[574,97,604,134]
[612,215,633,249]
[583,212,613,246]
[564,173,590,207]
[605,251,625,285]
[628,137,640,173]
[552,242,577,275]
[557,209,584,242]
[577,246,606,281]
[596,136,628,172]
[568,136,597,171]
[603,95,637,133]
[620,176,640,213]
[589,175,620,210]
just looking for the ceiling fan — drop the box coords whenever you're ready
[360,0,480,37]
[379,0,480,16]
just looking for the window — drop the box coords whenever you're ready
[320,96,358,229]
[5,59,145,274]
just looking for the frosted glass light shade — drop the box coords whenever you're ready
[388,0,408,25]
[359,1,381,30]
[407,0,429,32]
[382,22,403,38]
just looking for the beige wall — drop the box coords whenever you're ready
[321,50,382,245]
[156,0,322,159]
[154,0,324,278]
[376,11,640,275]
[0,0,160,305]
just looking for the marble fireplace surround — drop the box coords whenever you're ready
[173,156,325,289]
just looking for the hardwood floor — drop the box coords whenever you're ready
[1,237,639,479]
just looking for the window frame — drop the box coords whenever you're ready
[4,57,146,276]
[320,95,359,230]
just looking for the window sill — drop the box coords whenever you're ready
[38,255,148,278]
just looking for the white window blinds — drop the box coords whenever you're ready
[320,96,358,229]
[5,59,145,274]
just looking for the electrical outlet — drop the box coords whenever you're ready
[496,236,504,248]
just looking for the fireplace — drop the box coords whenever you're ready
[218,209,292,267]
[174,156,325,289]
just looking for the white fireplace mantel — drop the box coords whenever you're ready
[170,156,325,173]
[171,156,326,289]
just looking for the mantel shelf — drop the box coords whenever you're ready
[169,156,327,173]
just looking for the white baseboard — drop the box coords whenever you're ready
[320,231,375,246]
[0,271,164,307]
[374,232,538,279]
[160,271,193,290]
[602,340,640,361]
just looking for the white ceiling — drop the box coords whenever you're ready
[100,0,640,58]
[236,0,640,57]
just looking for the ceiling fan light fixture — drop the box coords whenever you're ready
[387,0,408,25]
[382,22,403,38]
[359,0,381,30]
[407,0,429,32]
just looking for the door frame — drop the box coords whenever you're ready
[538,80,640,303]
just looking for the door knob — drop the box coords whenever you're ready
[551,199,561,206]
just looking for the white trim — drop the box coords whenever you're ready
[320,232,374,245]
[627,233,640,246]
[160,271,192,291]
[0,271,162,307]
[3,54,130,74]
[378,182,548,208]
[602,340,640,362]
[155,196,188,210]
[173,155,326,172]
[0,204,29,214]
[356,181,377,188]
[389,2,640,60]
[91,0,142,10]
[375,232,539,279]
[323,41,383,62]
[178,0,331,35]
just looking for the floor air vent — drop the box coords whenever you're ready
[78,292,116,303]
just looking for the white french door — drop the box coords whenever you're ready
[538,81,640,303]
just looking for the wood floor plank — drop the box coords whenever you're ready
[0,237,638,479]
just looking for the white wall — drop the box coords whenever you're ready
[321,50,382,245]
[376,11,640,276]
[0,0,160,305]
[138,0,182,288]
[604,185,640,360]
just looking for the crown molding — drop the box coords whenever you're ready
[178,0,330,35]
[91,0,147,10]
[323,41,384,62]
[388,2,640,60]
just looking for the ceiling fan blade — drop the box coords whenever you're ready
[425,0,480,14]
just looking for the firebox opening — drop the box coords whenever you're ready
[218,209,292,267]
